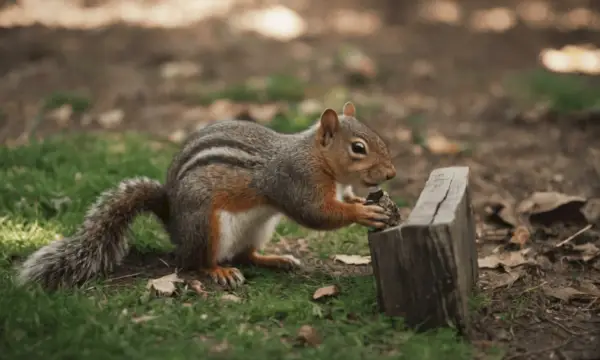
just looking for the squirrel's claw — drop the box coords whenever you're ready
[354,204,390,228]
[205,267,245,289]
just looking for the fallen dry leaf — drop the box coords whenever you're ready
[339,46,377,79]
[298,99,322,115]
[542,286,597,302]
[565,242,600,262]
[333,254,371,265]
[297,325,321,347]
[490,270,523,289]
[578,280,600,296]
[483,195,519,228]
[187,279,208,298]
[509,226,531,248]
[478,249,533,269]
[582,198,600,224]
[425,134,464,155]
[47,104,73,127]
[160,61,202,79]
[312,285,339,300]
[517,192,588,226]
[220,294,242,303]
[208,99,238,121]
[97,109,124,129]
[146,273,184,297]
[248,104,280,124]
[131,314,159,324]
[169,129,187,143]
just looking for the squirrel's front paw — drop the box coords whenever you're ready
[354,204,390,229]
[204,266,245,289]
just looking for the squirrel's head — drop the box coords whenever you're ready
[315,102,396,187]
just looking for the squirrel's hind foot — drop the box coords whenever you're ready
[243,252,302,271]
[204,266,245,288]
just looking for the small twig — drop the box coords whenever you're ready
[504,339,573,360]
[543,315,584,336]
[522,281,548,294]
[584,297,599,310]
[555,224,592,247]
[158,257,171,267]
[105,272,142,282]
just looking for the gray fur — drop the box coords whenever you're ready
[16,177,168,290]
[17,115,390,290]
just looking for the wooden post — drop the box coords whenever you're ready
[368,166,478,335]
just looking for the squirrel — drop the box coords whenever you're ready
[16,101,396,290]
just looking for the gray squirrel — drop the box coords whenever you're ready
[17,102,396,290]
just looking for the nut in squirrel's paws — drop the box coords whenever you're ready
[205,267,245,289]
[364,189,402,230]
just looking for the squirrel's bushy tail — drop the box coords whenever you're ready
[16,177,169,291]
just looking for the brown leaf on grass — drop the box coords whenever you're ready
[425,134,464,155]
[509,226,531,248]
[517,192,588,226]
[220,294,242,303]
[297,325,321,347]
[478,249,534,269]
[483,195,519,228]
[188,280,208,298]
[333,254,371,265]
[131,315,159,324]
[97,109,124,129]
[312,285,339,300]
[47,104,73,127]
[146,273,184,297]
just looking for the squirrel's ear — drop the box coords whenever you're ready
[342,102,356,117]
[318,108,339,146]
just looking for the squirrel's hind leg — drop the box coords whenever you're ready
[170,207,246,289]
[233,212,303,271]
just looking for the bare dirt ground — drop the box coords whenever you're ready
[1,0,600,358]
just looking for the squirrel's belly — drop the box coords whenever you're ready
[216,206,282,262]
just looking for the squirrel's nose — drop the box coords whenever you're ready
[386,166,396,180]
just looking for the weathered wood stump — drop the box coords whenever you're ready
[368,166,478,335]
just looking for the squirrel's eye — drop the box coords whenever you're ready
[351,141,367,155]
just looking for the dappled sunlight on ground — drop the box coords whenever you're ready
[417,0,600,33]
[541,45,600,75]
[0,0,235,28]
[0,0,381,40]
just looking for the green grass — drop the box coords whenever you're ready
[0,133,484,360]
[507,68,600,113]
[198,74,306,105]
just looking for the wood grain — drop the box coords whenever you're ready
[368,166,478,335]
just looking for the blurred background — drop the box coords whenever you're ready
[1,0,600,201]
[2,3,600,356]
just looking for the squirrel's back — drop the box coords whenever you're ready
[166,119,312,186]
